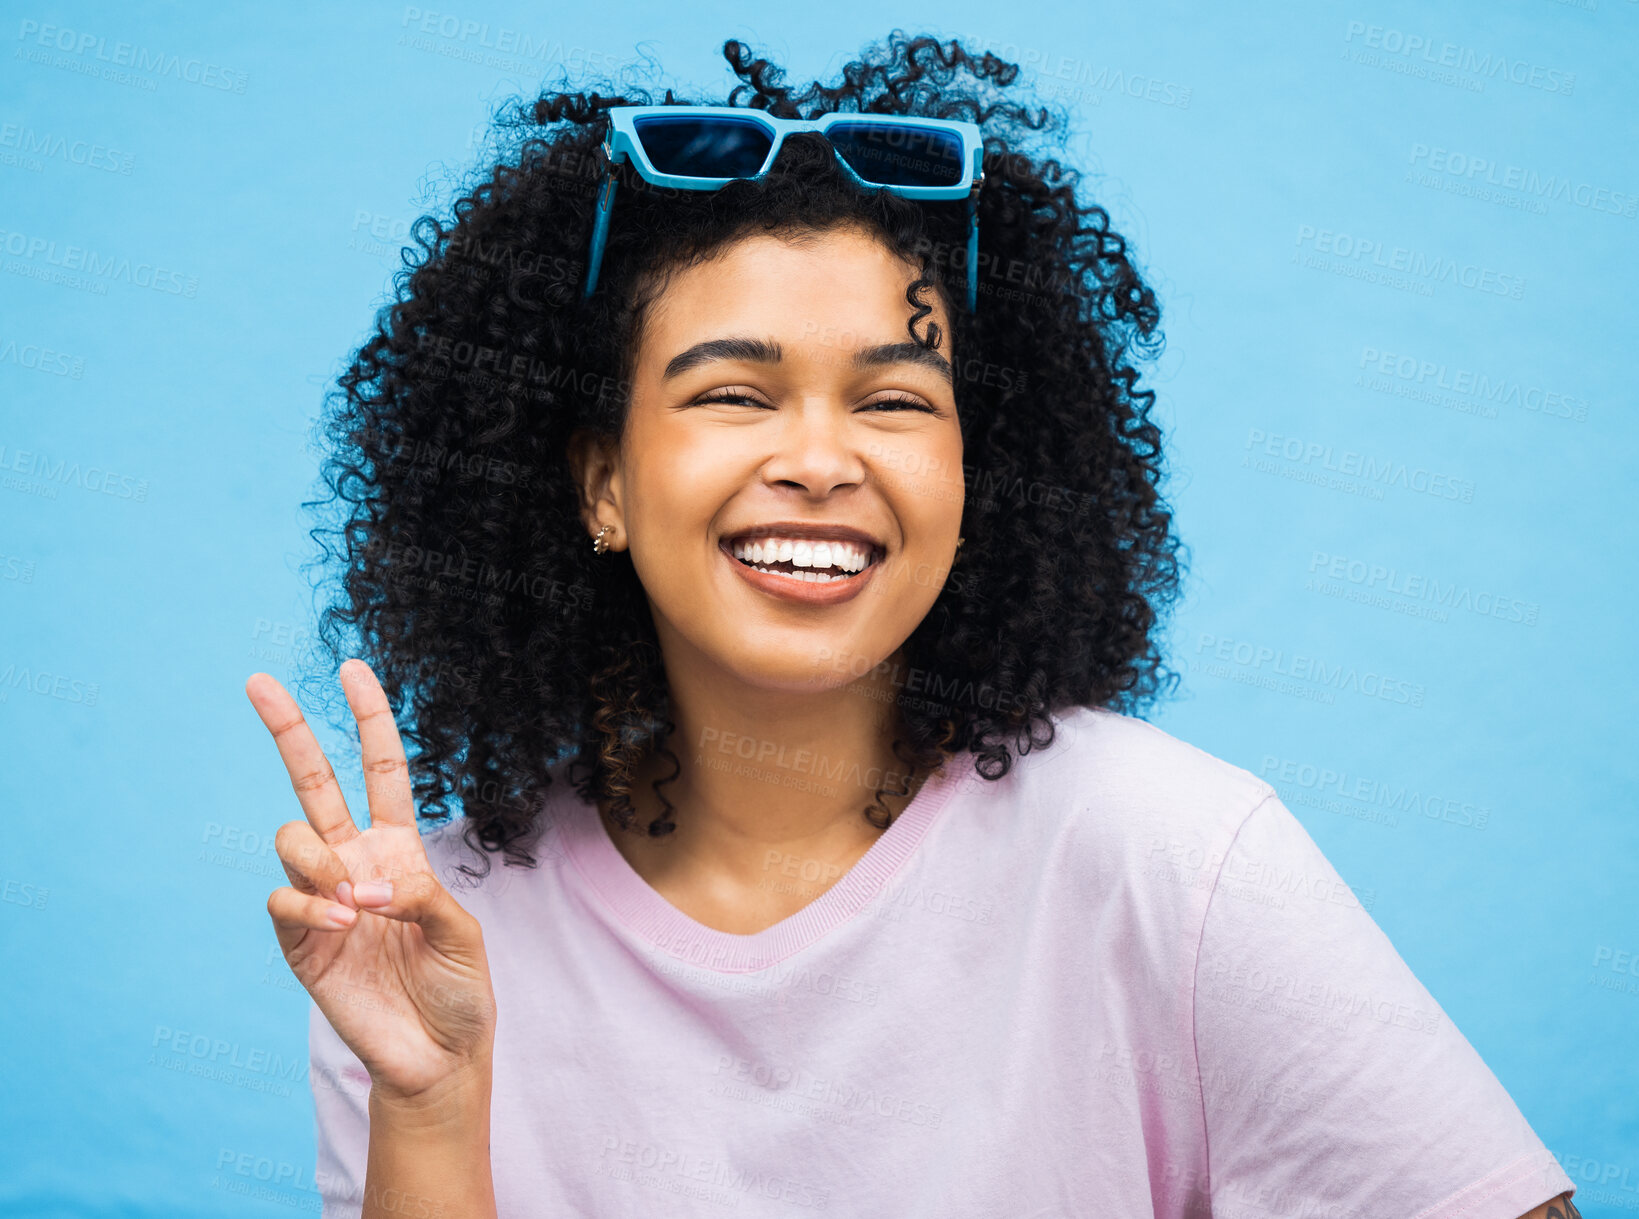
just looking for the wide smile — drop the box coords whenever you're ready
[717,534,885,607]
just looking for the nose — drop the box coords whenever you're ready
[759,398,867,498]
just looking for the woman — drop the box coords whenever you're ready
[247,33,1580,1219]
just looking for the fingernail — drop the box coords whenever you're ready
[335,880,354,907]
[326,905,357,928]
[353,880,393,905]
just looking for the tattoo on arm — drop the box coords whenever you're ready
[1545,1195,1581,1219]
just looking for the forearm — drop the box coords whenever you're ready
[363,1068,497,1219]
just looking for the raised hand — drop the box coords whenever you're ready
[247,659,496,1106]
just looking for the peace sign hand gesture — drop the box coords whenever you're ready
[247,659,496,1108]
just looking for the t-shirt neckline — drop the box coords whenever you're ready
[558,756,966,973]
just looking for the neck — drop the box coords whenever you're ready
[598,639,934,900]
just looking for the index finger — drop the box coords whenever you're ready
[339,658,417,830]
[245,672,360,847]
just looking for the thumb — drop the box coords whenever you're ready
[347,868,482,961]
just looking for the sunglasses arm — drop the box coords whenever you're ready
[582,158,619,300]
[965,186,980,313]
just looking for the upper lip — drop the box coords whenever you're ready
[721,522,885,557]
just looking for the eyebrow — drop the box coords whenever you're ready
[662,336,953,383]
[852,341,953,383]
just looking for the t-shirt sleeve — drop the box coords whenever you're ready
[308,1000,370,1219]
[1192,793,1574,1218]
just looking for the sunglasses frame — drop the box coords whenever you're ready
[580,105,985,310]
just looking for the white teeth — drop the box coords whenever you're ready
[728,536,874,575]
[742,564,844,582]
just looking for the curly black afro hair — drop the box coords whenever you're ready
[302,30,1185,872]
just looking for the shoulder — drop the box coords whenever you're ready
[924,705,1286,984]
[939,705,1279,915]
[985,703,1276,832]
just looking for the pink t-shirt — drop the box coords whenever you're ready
[308,705,1575,1217]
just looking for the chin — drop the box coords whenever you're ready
[713,644,893,697]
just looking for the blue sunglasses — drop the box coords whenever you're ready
[580,106,986,310]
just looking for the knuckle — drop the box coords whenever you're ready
[404,870,439,903]
[362,756,407,777]
[280,839,329,878]
[290,764,337,795]
[273,820,308,854]
[266,712,305,740]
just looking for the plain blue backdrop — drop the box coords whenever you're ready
[2,1,1635,1214]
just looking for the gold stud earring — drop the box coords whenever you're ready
[592,524,614,555]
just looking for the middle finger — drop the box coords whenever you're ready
[339,659,418,831]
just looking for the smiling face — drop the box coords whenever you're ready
[571,223,966,695]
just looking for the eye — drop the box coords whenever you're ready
[692,390,773,409]
[863,393,938,414]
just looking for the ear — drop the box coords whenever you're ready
[565,428,625,547]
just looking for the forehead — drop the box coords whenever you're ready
[633,227,952,362]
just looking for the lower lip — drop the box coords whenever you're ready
[719,541,881,606]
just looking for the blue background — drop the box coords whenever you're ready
[2,1,1634,1214]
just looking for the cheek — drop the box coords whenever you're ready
[620,440,749,608]
[874,442,966,528]
[868,446,965,609]
[627,432,740,529]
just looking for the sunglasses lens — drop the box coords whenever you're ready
[631,115,774,178]
[826,123,967,188]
